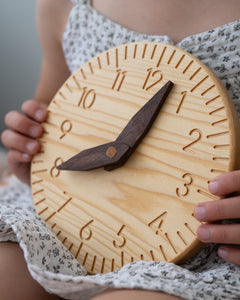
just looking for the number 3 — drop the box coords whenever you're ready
[176,173,193,197]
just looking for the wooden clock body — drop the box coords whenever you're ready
[31,42,240,274]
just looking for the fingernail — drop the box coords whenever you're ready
[35,109,46,121]
[26,142,37,153]
[194,206,206,221]
[22,153,31,161]
[30,125,42,137]
[197,226,210,242]
[209,181,219,194]
[218,247,228,259]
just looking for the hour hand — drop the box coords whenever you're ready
[57,141,131,171]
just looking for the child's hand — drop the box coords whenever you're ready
[1,100,47,185]
[194,170,240,265]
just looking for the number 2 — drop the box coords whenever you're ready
[183,129,202,152]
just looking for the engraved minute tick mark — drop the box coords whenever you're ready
[97,56,102,69]
[124,45,128,60]
[115,48,119,68]
[177,231,187,246]
[150,44,157,59]
[167,50,176,64]
[88,62,94,74]
[80,68,86,80]
[31,179,43,185]
[142,43,148,58]
[201,84,215,96]
[133,44,138,58]
[75,242,83,259]
[101,257,105,273]
[159,245,167,261]
[82,252,88,266]
[73,75,81,89]
[183,60,193,74]
[32,160,44,164]
[207,131,230,138]
[175,54,185,68]
[106,52,110,65]
[32,169,48,175]
[184,223,196,236]
[191,75,209,92]
[59,91,67,100]
[65,83,72,93]
[165,233,177,254]
[205,95,221,105]
[189,67,202,81]
[45,212,56,222]
[211,118,228,126]
[33,189,44,196]
[35,197,46,205]
[209,106,225,115]
[156,46,166,67]
[38,206,48,215]
[91,256,97,272]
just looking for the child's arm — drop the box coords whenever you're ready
[194,170,240,265]
[1,0,73,184]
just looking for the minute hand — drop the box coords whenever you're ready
[104,80,174,170]
[116,81,173,148]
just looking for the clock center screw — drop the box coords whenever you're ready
[106,146,117,158]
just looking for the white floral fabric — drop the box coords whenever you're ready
[1,0,240,299]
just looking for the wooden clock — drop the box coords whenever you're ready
[31,42,240,274]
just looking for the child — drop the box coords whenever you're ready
[1,0,240,299]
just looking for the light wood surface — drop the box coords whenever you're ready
[31,42,240,274]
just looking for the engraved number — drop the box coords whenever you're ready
[148,212,167,235]
[176,173,193,197]
[79,220,94,241]
[183,128,202,152]
[60,120,72,139]
[78,87,96,108]
[50,158,63,177]
[113,225,126,248]
[112,69,127,91]
[176,91,188,114]
[142,68,163,91]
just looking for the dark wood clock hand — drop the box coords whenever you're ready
[57,81,173,171]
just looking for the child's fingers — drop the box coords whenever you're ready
[1,130,40,155]
[7,149,32,165]
[4,111,43,138]
[209,170,240,196]
[196,223,240,244]
[218,246,240,265]
[7,150,31,184]
[21,100,48,122]
[194,197,240,222]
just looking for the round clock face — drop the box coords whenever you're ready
[31,42,240,274]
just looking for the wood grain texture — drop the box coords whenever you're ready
[31,42,240,274]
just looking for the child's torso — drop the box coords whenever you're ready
[91,0,240,45]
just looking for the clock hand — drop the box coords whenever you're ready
[57,81,173,171]
[105,80,174,170]
[57,141,131,171]
[116,81,173,148]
